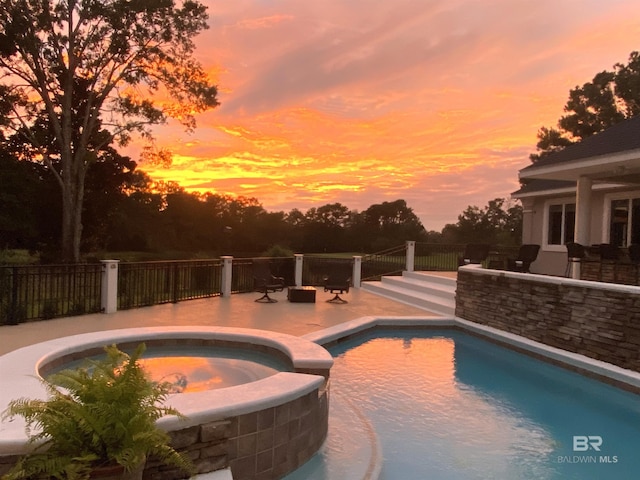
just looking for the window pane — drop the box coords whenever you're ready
[548,204,563,245]
[610,199,629,247]
[631,199,640,245]
[564,204,576,244]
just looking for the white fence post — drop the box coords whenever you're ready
[221,256,233,297]
[100,260,119,314]
[295,254,304,286]
[406,241,415,272]
[352,256,362,288]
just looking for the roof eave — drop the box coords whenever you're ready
[519,148,640,182]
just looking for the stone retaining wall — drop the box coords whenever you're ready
[455,268,640,373]
[0,386,329,480]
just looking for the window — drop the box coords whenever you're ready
[609,198,640,247]
[547,202,575,245]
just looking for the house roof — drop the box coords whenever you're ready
[511,179,576,198]
[518,115,640,183]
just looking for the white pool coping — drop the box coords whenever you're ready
[0,326,333,455]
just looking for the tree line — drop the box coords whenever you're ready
[0,139,522,261]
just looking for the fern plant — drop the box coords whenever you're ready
[2,343,195,480]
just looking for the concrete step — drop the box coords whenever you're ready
[379,274,455,300]
[402,271,457,288]
[361,271,456,316]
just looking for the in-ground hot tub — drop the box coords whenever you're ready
[44,341,294,393]
[0,327,333,480]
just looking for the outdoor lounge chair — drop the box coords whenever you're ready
[323,261,352,303]
[507,244,540,273]
[252,259,285,303]
[457,243,491,266]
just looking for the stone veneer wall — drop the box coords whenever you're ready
[0,386,329,480]
[455,268,640,373]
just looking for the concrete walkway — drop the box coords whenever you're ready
[0,288,434,355]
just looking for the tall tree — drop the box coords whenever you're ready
[442,198,522,245]
[530,51,640,162]
[0,0,219,261]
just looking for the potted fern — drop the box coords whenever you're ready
[2,343,195,480]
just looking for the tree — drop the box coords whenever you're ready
[442,198,522,245]
[0,0,219,261]
[362,199,426,251]
[530,51,640,162]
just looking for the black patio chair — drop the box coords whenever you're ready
[323,262,352,304]
[252,259,285,303]
[597,243,622,282]
[628,244,640,285]
[506,244,540,273]
[457,244,491,266]
[564,242,586,277]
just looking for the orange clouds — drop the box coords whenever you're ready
[133,0,640,230]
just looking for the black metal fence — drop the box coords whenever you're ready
[414,243,465,271]
[118,260,223,310]
[0,243,525,325]
[361,244,407,281]
[231,257,296,293]
[303,256,354,286]
[0,264,102,324]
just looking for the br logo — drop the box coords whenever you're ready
[573,435,603,452]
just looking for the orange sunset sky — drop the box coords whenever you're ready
[132,0,640,231]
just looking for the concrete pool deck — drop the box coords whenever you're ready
[0,286,437,479]
[0,287,436,356]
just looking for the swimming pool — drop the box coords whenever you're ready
[290,328,640,480]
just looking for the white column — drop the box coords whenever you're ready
[406,241,416,272]
[572,176,593,279]
[100,260,119,314]
[294,254,304,286]
[221,256,233,297]
[575,176,592,246]
[352,256,362,288]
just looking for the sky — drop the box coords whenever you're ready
[132,0,640,231]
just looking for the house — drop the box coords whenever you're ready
[512,115,640,277]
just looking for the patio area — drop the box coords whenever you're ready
[0,287,435,356]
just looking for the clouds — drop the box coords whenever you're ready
[138,0,640,230]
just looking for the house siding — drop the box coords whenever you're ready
[520,188,637,277]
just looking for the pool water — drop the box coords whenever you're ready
[295,329,640,480]
[49,345,290,393]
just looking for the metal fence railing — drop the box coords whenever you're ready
[303,256,354,286]
[0,264,102,324]
[361,244,407,281]
[414,243,465,271]
[0,243,526,325]
[231,257,296,293]
[118,260,223,310]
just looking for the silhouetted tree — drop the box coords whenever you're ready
[442,198,522,245]
[530,51,640,162]
[0,0,218,261]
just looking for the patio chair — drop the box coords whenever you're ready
[629,244,640,285]
[564,242,586,277]
[323,262,352,304]
[457,244,491,266]
[252,259,285,303]
[597,243,622,282]
[506,244,540,273]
